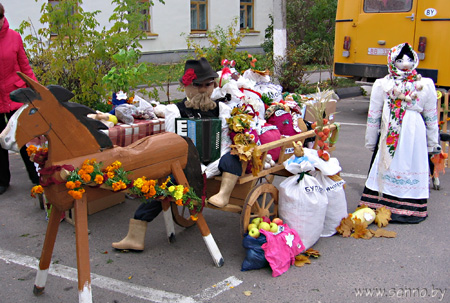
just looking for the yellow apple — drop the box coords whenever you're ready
[259,222,271,231]
[251,217,262,226]
[248,227,260,238]
[247,223,258,232]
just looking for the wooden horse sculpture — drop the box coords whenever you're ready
[0,72,224,303]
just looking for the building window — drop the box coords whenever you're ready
[240,0,254,30]
[139,1,151,32]
[191,0,207,31]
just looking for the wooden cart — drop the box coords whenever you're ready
[170,123,339,236]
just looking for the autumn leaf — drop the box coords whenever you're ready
[370,228,397,238]
[294,255,311,267]
[304,248,321,258]
[375,207,392,228]
[351,217,372,239]
[336,214,354,237]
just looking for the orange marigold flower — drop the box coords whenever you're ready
[26,145,37,156]
[190,215,199,221]
[107,171,115,179]
[66,181,76,190]
[183,187,189,194]
[149,187,156,196]
[141,184,149,193]
[74,180,82,188]
[84,165,94,174]
[94,174,104,184]
[176,199,183,206]
[81,174,91,183]
[72,190,83,200]
[78,169,86,176]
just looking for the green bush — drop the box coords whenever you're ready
[18,0,164,110]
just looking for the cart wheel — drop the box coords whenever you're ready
[240,183,278,236]
[171,203,196,228]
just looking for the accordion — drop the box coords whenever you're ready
[175,118,221,164]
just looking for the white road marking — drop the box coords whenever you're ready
[0,248,242,302]
[340,172,367,179]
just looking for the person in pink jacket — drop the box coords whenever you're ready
[0,3,39,194]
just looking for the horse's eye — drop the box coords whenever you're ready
[29,108,38,115]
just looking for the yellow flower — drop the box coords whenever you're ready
[94,174,104,184]
[107,171,115,179]
[168,186,175,192]
[134,178,144,189]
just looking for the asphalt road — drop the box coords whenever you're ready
[1,95,449,303]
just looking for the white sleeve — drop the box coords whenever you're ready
[164,104,181,133]
[365,80,384,151]
[420,79,440,152]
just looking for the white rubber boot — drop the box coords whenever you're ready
[208,172,239,208]
[112,219,148,251]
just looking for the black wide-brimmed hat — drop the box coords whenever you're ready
[180,57,218,86]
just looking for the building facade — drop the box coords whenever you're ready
[6,0,273,64]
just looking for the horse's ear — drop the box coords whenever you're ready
[47,85,75,102]
[10,88,39,103]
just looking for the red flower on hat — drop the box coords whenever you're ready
[182,68,197,86]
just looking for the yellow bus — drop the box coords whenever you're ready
[333,0,450,88]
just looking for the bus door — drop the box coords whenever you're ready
[355,0,418,66]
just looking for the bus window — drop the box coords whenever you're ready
[364,0,413,13]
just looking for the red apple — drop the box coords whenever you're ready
[272,218,283,225]
[248,227,260,238]
[262,216,271,223]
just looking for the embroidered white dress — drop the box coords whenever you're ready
[365,77,439,199]
[360,73,439,223]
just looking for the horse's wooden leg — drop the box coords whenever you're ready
[74,195,92,303]
[171,161,224,267]
[196,213,224,267]
[161,198,175,243]
[33,206,63,295]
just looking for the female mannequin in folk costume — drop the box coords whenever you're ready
[359,42,440,223]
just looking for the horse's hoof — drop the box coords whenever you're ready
[33,285,45,296]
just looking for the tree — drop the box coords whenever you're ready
[18,0,165,109]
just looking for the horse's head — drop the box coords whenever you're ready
[0,72,74,152]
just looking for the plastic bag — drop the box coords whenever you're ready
[279,156,328,249]
[133,95,157,120]
[312,171,348,237]
[261,224,305,277]
[241,233,269,271]
[115,104,136,124]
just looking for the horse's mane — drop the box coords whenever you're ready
[10,85,113,149]
[60,101,113,150]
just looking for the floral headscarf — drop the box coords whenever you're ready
[380,43,423,161]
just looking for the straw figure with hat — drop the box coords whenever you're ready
[112,58,243,251]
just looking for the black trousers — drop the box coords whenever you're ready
[0,112,40,187]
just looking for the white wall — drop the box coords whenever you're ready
[4,0,273,63]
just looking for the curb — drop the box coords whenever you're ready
[335,86,363,99]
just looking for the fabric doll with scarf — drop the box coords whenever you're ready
[359,42,440,223]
